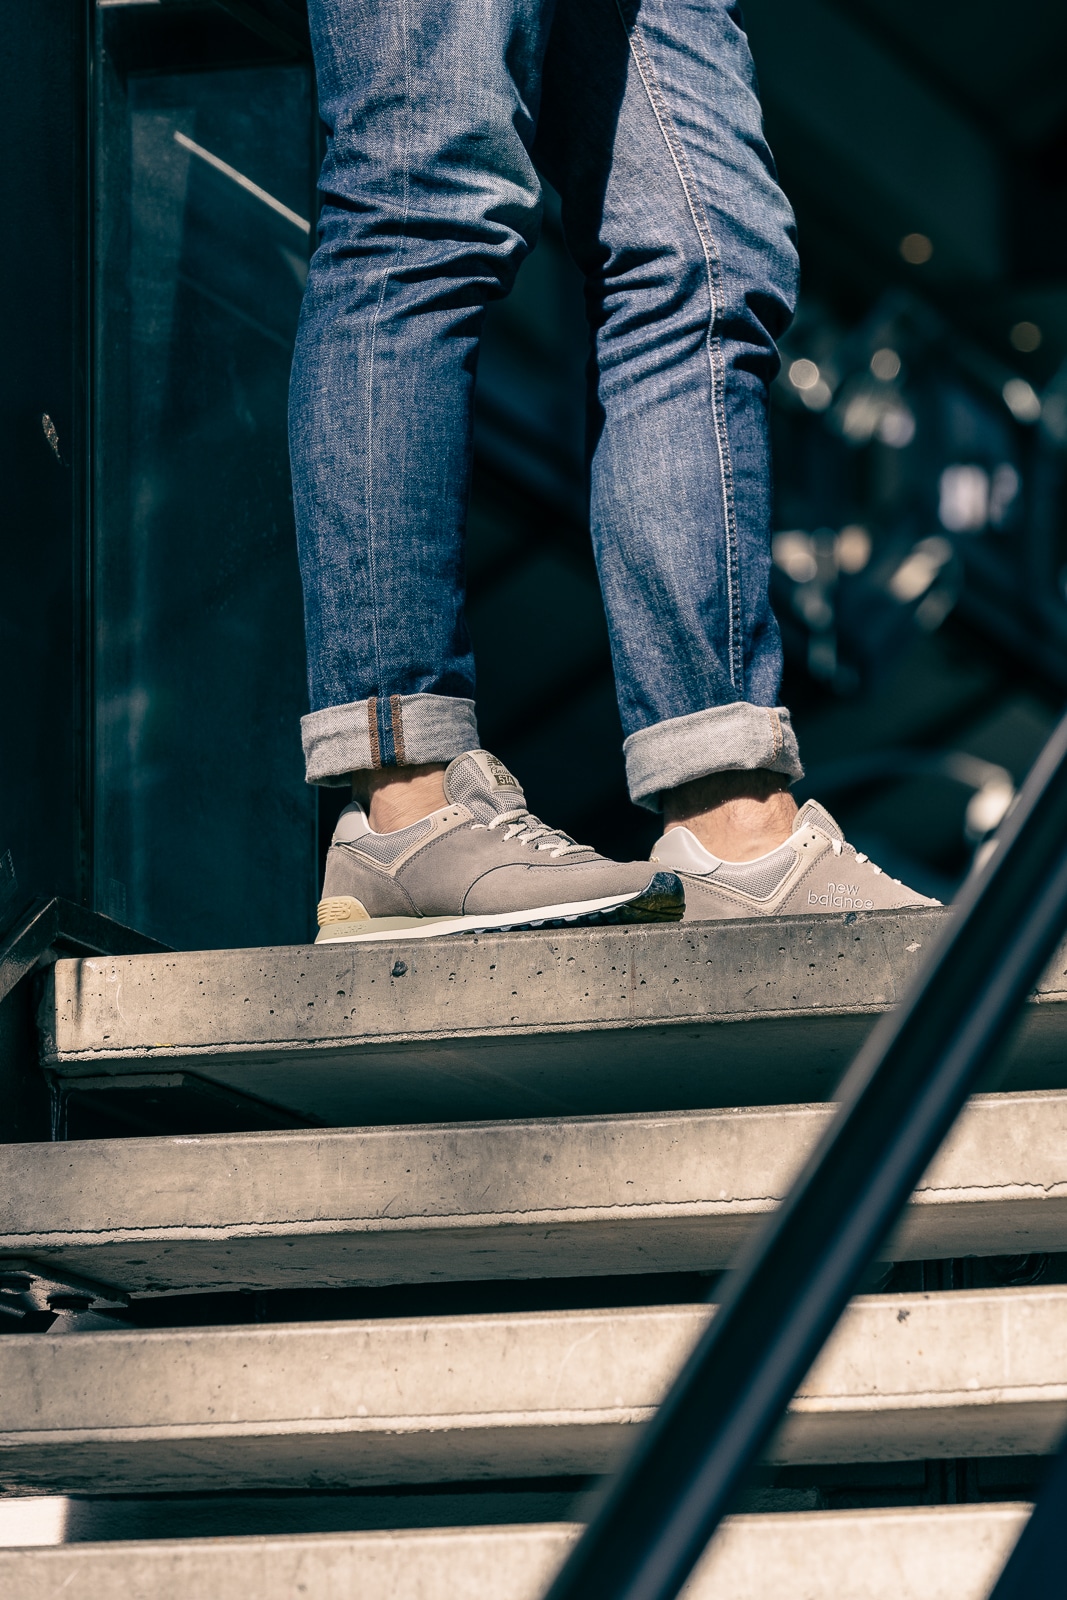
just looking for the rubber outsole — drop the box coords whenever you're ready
[314,871,684,944]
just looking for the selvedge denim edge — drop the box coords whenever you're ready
[303,694,480,784]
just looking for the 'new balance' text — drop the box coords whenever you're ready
[808,882,875,911]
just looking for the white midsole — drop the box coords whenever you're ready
[315,888,653,944]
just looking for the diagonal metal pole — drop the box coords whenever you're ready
[986,1429,1067,1599]
[544,707,1067,1600]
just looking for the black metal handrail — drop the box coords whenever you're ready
[988,1431,1067,1597]
[544,707,1067,1600]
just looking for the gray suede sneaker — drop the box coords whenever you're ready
[650,798,940,921]
[316,750,684,943]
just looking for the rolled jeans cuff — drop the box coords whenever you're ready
[302,694,479,786]
[624,703,804,810]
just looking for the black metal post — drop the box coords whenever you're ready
[987,1432,1067,1600]
[544,707,1067,1600]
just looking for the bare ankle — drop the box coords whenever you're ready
[662,769,797,862]
[350,763,448,833]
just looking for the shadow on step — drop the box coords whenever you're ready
[3,1456,1050,1547]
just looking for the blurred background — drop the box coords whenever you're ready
[3,0,1067,949]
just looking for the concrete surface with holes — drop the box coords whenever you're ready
[37,913,1067,1124]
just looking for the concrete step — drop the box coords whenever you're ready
[42,910,1067,1128]
[0,1508,1031,1599]
[3,1091,1065,1298]
[1,1287,1064,1494]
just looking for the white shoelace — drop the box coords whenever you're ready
[473,808,588,859]
[830,835,903,885]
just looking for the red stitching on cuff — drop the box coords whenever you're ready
[367,698,381,768]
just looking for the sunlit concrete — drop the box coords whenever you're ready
[0,1506,1030,1599]
[3,1091,1066,1296]
[1,1288,1064,1494]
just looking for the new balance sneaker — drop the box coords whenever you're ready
[316,749,684,943]
[650,798,939,920]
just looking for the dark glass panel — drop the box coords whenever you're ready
[93,3,316,948]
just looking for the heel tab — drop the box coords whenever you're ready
[332,801,371,845]
[650,828,722,876]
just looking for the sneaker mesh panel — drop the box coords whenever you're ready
[349,817,434,865]
[444,754,595,852]
[712,845,795,900]
[793,799,845,840]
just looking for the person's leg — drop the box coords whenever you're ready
[291,0,685,939]
[291,0,556,812]
[536,0,801,858]
[537,0,933,914]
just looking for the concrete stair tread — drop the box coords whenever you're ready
[42,911,1067,1126]
[2,1287,1065,1492]
[0,1508,1031,1599]
[4,1090,1067,1297]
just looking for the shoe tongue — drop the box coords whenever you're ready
[443,750,527,820]
[792,798,845,841]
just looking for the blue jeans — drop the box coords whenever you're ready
[291,0,802,808]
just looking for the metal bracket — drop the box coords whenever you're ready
[0,894,168,1007]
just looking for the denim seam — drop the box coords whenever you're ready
[613,0,743,693]
[362,2,415,716]
[375,694,395,764]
